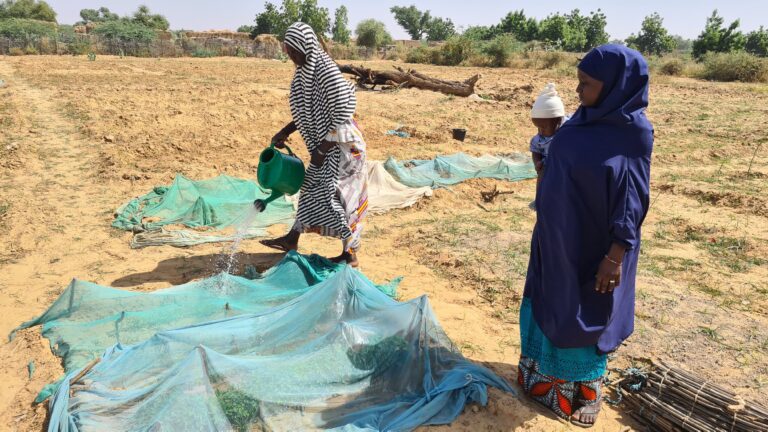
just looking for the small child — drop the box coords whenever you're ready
[530,83,566,209]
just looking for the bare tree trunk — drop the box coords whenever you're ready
[337,64,480,97]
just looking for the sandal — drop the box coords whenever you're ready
[570,402,601,428]
[259,238,296,252]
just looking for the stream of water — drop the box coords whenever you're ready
[214,205,261,290]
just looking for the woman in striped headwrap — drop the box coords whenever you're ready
[261,22,368,267]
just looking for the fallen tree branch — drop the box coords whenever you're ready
[337,64,480,97]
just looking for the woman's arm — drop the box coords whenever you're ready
[310,139,337,166]
[272,121,297,148]
[595,242,627,293]
[597,157,650,294]
[531,151,544,173]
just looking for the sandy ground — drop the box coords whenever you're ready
[0,56,766,432]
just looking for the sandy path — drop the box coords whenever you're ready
[0,58,633,431]
[0,58,110,425]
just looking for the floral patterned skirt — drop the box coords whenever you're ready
[517,298,606,420]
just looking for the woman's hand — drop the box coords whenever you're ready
[310,140,336,165]
[271,130,289,149]
[595,243,627,294]
[595,257,621,293]
[271,122,297,149]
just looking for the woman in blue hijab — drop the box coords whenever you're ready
[517,45,653,427]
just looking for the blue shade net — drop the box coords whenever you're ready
[19,255,513,431]
[46,267,513,431]
[383,153,537,189]
[112,174,296,248]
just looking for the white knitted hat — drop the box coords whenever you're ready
[531,83,565,118]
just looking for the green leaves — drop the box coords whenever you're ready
[331,5,350,44]
[0,0,57,23]
[390,5,455,42]
[355,19,391,49]
[692,10,746,60]
[626,12,677,56]
[251,1,330,40]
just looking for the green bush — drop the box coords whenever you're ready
[701,52,768,82]
[8,46,24,56]
[23,44,37,54]
[659,58,685,76]
[481,34,522,67]
[91,20,157,43]
[0,17,56,39]
[437,36,476,66]
[67,38,92,55]
[355,19,392,49]
[405,45,432,64]
[191,47,216,58]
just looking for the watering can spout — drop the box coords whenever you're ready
[254,190,283,213]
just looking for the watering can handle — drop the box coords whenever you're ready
[271,141,297,157]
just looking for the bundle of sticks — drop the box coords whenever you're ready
[617,360,768,431]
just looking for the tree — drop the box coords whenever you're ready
[331,5,350,44]
[538,13,570,49]
[625,13,677,56]
[390,5,430,40]
[250,0,330,40]
[746,26,768,57]
[692,10,746,59]
[390,5,453,41]
[0,0,57,22]
[564,9,588,51]
[672,35,693,52]
[252,3,281,35]
[496,10,538,42]
[585,9,609,49]
[132,5,169,31]
[237,25,255,34]
[78,7,119,25]
[298,0,330,37]
[92,19,157,43]
[355,19,392,48]
[462,25,495,41]
[425,16,455,41]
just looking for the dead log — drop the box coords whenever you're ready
[337,64,480,97]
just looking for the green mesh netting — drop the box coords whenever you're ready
[113,174,296,243]
[11,253,397,377]
[42,266,513,431]
[383,153,537,188]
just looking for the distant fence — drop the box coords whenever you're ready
[0,33,395,60]
[0,33,283,58]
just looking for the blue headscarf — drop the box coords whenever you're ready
[565,44,650,127]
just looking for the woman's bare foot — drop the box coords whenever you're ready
[571,403,601,428]
[259,232,299,252]
[330,251,359,267]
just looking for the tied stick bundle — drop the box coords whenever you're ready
[618,360,768,431]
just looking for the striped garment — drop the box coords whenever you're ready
[284,22,359,241]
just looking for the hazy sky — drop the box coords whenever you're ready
[46,1,766,40]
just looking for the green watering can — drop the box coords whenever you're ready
[254,143,306,212]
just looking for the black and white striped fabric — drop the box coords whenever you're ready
[284,22,357,239]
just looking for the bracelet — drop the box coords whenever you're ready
[604,255,622,266]
[317,149,326,156]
